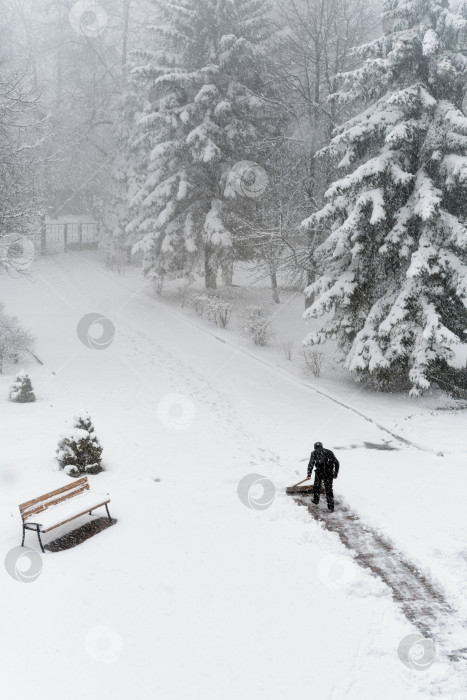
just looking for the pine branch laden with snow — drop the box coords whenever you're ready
[302,0,467,395]
[127,0,281,288]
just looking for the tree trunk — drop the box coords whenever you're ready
[204,245,217,289]
[122,0,131,71]
[221,259,233,286]
[270,270,280,304]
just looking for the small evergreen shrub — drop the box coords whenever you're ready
[9,370,36,402]
[56,411,104,476]
[242,306,271,346]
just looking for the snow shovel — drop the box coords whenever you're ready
[286,478,316,496]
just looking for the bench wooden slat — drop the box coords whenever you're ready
[20,477,88,510]
[19,478,89,521]
[21,484,90,519]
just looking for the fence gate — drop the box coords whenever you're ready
[42,222,99,254]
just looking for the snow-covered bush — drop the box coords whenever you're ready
[0,303,34,373]
[178,281,194,308]
[207,298,232,328]
[189,294,232,328]
[276,338,294,361]
[104,249,127,275]
[302,348,325,378]
[56,412,104,476]
[190,294,210,317]
[242,306,271,346]
[9,370,36,403]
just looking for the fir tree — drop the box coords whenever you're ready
[302,0,467,395]
[105,74,145,264]
[127,0,282,289]
[9,370,36,403]
[56,412,104,477]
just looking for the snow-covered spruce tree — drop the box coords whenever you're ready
[56,412,103,477]
[104,73,145,265]
[9,370,36,403]
[302,0,467,395]
[127,0,281,289]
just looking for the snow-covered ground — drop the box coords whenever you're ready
[1,252,466,699]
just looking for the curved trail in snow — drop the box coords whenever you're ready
[294,494,467,671]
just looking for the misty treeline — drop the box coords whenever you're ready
[2,0,467,396]
[0,0,376,289]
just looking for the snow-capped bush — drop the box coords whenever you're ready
[56,411,103,476]
[9,370,36,403]
[276,338,294,361]
[189,294,232,328]
[242,306,271,346]
[190,293,210,317]
[207,298,232,328]
[0,303,34,373]
[302,348,325,378]
[178,281,194,308]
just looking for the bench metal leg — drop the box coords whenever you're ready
[105,503,111,521]
[21,525,45,553]
[36,525,45,554]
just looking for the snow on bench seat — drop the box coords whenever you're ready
[23,489,110,531]
[19,476,112,551]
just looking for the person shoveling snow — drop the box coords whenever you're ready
[307,442,339,513]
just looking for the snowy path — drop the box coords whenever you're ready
[1,252,466,699]
[294,495,467,668]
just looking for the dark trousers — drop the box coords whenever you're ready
[313,474,334,511]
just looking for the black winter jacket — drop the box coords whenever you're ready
[307,448,339,479]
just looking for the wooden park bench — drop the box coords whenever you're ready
[19,477,112,553]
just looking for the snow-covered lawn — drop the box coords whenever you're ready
[1,252,465,699]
